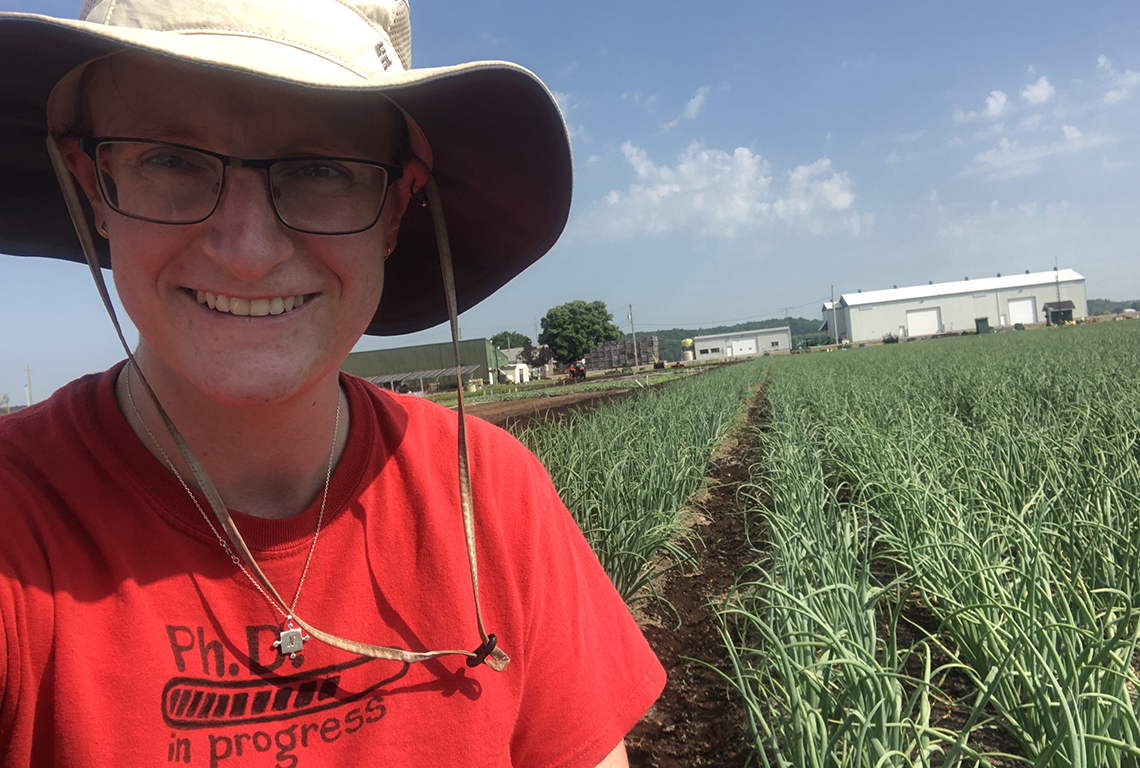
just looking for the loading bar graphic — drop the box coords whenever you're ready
[161,657,409,729]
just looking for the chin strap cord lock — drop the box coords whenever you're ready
[466,634,498,668]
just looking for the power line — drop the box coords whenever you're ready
[635,297,828,329]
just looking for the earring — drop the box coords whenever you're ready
[96,220,109,238]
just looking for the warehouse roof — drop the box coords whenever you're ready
[366,365,480,385]
[840,269,1084,307]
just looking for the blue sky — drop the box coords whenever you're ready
[2,0,1139,400]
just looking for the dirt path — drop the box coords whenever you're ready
[625,387,768,768]
[463,387,637,431]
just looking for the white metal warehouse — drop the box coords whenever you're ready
[693,327,792,361]
[821,269,1087,343]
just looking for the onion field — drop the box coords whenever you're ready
[517,358,768,600]
[722,322,1140,767]
[506,322,1140,765]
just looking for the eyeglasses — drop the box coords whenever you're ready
[79,137,404,236]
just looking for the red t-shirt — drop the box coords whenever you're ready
[0,366,664,767]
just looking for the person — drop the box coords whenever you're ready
[0,1,665,765]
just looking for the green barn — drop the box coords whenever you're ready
[341,339,510,391]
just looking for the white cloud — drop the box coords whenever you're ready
[663,86,710,131]
[954,90,1008,123]
[1020,114,1043,130]
[586,154,600,166]
[622,91,659,113]
[1103,158,1131,170]
[1021,76,1055,104]
[973,121,1004,140]
[576,142,864,239]
[986,90,1009,117]
[1098,55,1140,104]
[683,87,709,119]
[894,131,924,142]
[774,158,856,219]
[963,124,1111,179]
[934,198,1078,242]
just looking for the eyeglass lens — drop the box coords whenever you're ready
[93,141,391,234]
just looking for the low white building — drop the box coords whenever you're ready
[498,363,530,384]
[693,327,792,361]
[821,270,1087,343]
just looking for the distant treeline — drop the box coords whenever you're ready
[626,317,821,362]
[1089,298,1140,315]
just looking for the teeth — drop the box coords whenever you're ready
[195,290,307,317]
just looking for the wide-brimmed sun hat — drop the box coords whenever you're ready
[0,0,573,335]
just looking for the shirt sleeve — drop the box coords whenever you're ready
[484,439,666,768]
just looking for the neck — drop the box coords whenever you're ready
[116,349,349,520]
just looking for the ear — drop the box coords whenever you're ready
[57,136,109,223]
[382,155,430,259]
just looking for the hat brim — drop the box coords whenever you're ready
[0,13,572,336]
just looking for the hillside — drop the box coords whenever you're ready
[627,317,821,362]
[1089,298,1140,315]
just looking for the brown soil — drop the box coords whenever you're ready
[624,390,767,768]
[463,387,637,431]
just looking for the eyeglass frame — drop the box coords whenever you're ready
[78,137,405,236]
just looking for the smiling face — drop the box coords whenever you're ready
[64,53,416,405]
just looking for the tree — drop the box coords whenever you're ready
[538,300,622,364]
[520,343,554,368]
[491,331,530,349]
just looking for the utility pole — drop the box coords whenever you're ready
[25,363,33,406]
[628,304,639,368]
[830,286,838,345]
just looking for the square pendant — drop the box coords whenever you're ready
[278,627,306,655]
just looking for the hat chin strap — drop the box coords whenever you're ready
[46,135,509,672]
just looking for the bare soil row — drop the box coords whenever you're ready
[479,377,767,766]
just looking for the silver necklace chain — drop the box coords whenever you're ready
[124,361,340,639]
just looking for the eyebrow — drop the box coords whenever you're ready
[106,117,211,147]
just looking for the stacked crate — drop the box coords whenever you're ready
[584,336,659,370]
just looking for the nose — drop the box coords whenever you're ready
[201,166,296,280]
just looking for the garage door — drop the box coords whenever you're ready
[906,308,941,336]
[732,338,757,356]
[1008,297,1036,325]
